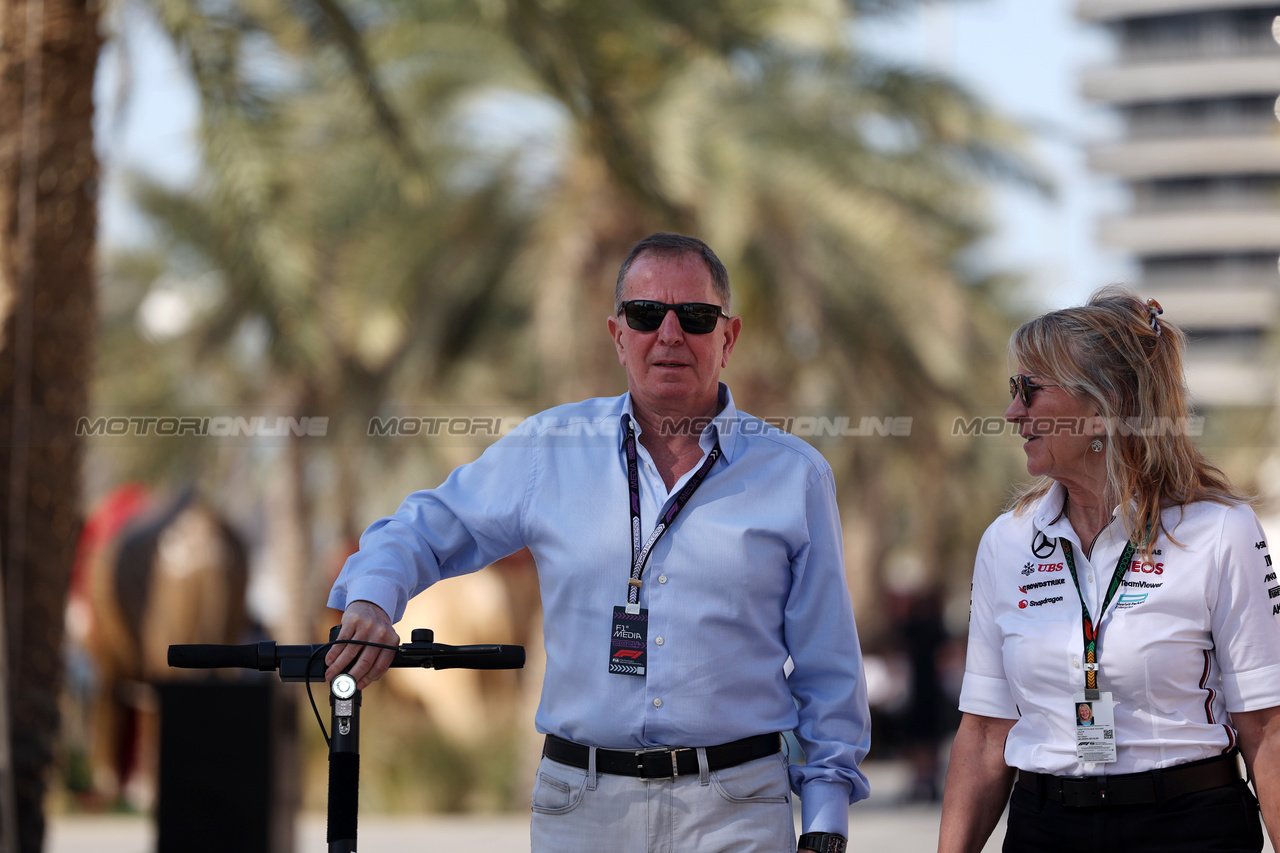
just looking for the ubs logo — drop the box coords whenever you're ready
[1032,532,1057,559]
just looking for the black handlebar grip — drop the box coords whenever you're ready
[430,645,525,671]
[168,643,260,670]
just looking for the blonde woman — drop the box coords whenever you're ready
[940,288,1280,853]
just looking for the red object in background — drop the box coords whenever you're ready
[71,483,152,601]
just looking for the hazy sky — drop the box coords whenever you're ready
[857,0,1137,310]
[94,0,1138,311]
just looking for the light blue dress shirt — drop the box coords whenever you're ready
[329,384,871,834]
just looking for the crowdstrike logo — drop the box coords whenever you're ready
[1019,578,1066,594]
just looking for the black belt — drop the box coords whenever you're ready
[1016,752,1242,808]
[543,733,781,779]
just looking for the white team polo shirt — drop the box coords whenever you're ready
[960,481,1280,776]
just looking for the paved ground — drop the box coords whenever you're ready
[44,760,1275,853]
[48,805,978,853]
[45,762,991,853]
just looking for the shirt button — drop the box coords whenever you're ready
[653,698,662,708]
[655,636,664,646]
[1072,656,1081,669]
[1088,574,1094,582]
[658,575,667,584]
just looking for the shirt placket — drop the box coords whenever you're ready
[630,438,711,739]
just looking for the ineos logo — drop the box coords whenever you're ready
[1032,532,1057,559]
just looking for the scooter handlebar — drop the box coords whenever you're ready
[407,644,525,670]
[168,634,525,680]
[167,642,264,670]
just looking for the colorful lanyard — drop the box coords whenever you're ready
[1061,537,1136,698]
[621,413,720,606]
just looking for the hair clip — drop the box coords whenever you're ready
[1145,298,1163,337]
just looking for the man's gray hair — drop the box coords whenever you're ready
[614,233,731,312]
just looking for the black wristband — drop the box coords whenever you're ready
[798,832,847,853]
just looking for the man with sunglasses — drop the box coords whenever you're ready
[325,232,870,853]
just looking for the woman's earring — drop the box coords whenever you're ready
[1090,439,1104,453]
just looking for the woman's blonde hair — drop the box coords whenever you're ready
[1009,286,1246,554]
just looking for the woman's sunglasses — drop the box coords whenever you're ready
[1009,374,1061,407]
[618,300,730,335]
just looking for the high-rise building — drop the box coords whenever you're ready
[1078,0,1280,406]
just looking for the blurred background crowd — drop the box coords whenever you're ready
[1,0,1278,851]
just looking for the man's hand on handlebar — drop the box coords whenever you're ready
[325,600,399,689]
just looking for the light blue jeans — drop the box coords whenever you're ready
[530,749,796,853]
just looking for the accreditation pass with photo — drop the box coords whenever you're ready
[1072,692,1117,763]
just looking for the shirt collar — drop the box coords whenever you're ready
[618,383,739,463]
[1033,481,1123,545]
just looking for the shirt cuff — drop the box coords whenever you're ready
[958,672,1019,719]
[1222,663,1280,712]
[327,576,404,624]
[799,779,851,836]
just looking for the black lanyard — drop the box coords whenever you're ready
[1061,537,1136,697]
[621,413,720,606]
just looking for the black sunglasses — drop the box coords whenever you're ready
[618,300,730,335]
[1009,374,1061,407]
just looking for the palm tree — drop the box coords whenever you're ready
[101,0,1044,647]
[479,0,1045,634]
[96,0,542,638]
[0,0,100,845]
[79,0,1047,816]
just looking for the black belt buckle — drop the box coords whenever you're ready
[1060,775,1139,808]
[1061,778,1106,808]
[635,746,692,778]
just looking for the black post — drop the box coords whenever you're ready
[326,627,360,853]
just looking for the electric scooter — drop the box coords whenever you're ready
[168,628,525,852]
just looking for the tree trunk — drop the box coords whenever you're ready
[266,385,317,643]
[0,0,99,845]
